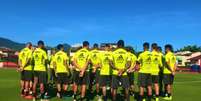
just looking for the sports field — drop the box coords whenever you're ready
[0,68,201,101]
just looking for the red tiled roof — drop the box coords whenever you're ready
[187,55,201,60]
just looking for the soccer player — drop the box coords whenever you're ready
[49,48,56,84]
[32,41,48,99]
[54,44,70,98]
[137,42,152,101]
[163,44,177,100]
[126,47,137,97]
[151,43,162,101]
[111,40,131,101]
[72,41,90,101]
[18,42,33,97]
[89,43,101,98]
[99,44,113,101]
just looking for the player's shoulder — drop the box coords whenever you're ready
[78,48,89,53]
[151,51,159,55]
[113,48,127,53]
[141,51,151,56]
[21,47,29,52]
[90,49,99,52]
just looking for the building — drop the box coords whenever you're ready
[175,51,201,67]
[175,51,192,67]
[0,47,18,68]
[187,55,201,67]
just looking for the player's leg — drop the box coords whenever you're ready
[80,71,89,101]
[163,74,173,100]
[121,76,130,101]
[62,73,69,96]
[159,71,163,96]
[32,72,38,97]
[153,75,159,101]
[89,70,95,93]
[96,70,101,98]
[72,71,79,101]
[111,75,118,101]
[20,71,25,96]
[138,73,145,101]
[56,73,62,98]
[99,75,107,101]
[147,74,152,101]
[81,84,86,101]
[39,71,47,99]
[128,72,135,97]
[23,71,33,96]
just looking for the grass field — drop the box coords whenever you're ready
[0,68,201,101]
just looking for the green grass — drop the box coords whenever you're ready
[0,68,201,101]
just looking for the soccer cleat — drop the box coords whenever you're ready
[163,96,172,100]
[72,94,77,101]
[106,86,110,90]
[56,92,62,99]
[98,96,102,101]
[155,97,159,101]
[32,98,36,101]
[142,98,146,101]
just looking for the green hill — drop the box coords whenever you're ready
[0,37,25,51]
[0,37,71,51]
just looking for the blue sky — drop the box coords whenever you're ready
[0,0,201,51]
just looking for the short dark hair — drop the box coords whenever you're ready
[57,44,64,50]
[125,46,132,52]
[143,42,149,49]
[165,44,173,52]
[83,41,89,47]
[117,40,124,47]
[151,43,158,50]
[93,43,98,48]
[157,46,162,51]
[38,40,44,46]
[26,42,32,46]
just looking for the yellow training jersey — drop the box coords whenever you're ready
[164,51,176,74]
[100,51,113,75]
[112,48,131,76]
[138,51,152,73]
[151,51,162,75]
[33,48,48,71]
[128,52,137,68]
[54,51,69,73]
[73,48,90,71]
[18,47,33,71]
[49,55,55,69]
[89,49,101,68]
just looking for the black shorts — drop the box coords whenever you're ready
[163,74,174,85]
[89,70,100,84]
[152,75,159,83]
[127,72,135,85]
[21,70,33,81]
[73,70,90,85]
[111,75,130,89]
[50,68,56,81]
[56,73,70,84]
[99,75,111,87]
[34,71,47,84]
[138,73,152,87]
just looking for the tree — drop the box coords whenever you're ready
[178,45,201,52]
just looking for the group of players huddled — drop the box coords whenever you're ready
[18,40,177,101]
